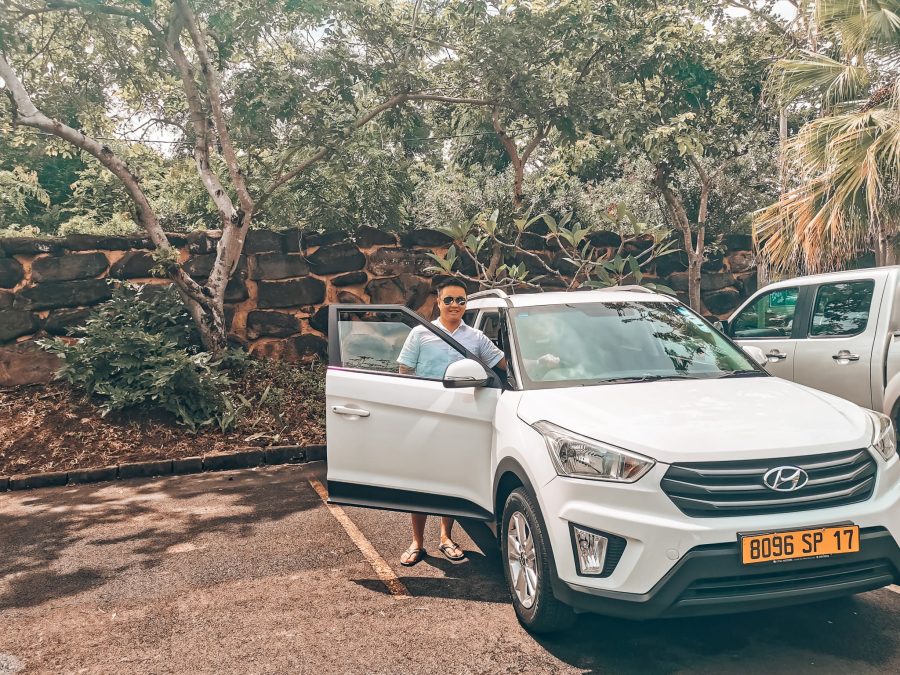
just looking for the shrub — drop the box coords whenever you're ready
[40,283,246,431]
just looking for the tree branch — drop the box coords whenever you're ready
[164,6,236,231]
[491,106,521,167]
[726,2,799,44]
[256,92,498,212]
[0,53,205,304]
[493,236,560,279]
[172,0,254,297]
[687,155,710,230]
[174,0,253,216]
[520,122,548,166]
[492,107,527,211]
[34,1,166,40]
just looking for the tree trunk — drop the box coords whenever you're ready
[874,223,897,267]
[684,227,703,311]
[758,109,789,288]
[655,167,703,310]
[486,240,503,287]
[512,163,524,211]
[492,109,545,215]
[177,287,228,353]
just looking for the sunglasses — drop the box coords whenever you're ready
[440,296,468,306]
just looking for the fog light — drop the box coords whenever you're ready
[572,525,608,575]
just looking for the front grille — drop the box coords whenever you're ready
[677,558,895,606]
[662,448,877,517]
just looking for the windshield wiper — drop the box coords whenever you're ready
[587,374,699,385]
[715,370,767,378]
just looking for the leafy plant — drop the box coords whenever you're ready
[756,0,900,273]
[39,283,247,432]
[236,357,326,445]
[425,205,677,293]
[0,166,49,235]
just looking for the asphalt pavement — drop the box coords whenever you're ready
[0,462,897,674]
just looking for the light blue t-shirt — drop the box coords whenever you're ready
[397,319,504,379]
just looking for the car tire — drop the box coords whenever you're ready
[501,487,576,633]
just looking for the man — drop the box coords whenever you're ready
[395,279,506,566]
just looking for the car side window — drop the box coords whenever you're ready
[732,287,800,339]
[462,309,478,326]
[335,308,465,380]
[478,311,501,347]
[809,281,875,337]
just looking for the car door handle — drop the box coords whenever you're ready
[765,350,787,361]
[832,351,860,362]
[331,405,370,418]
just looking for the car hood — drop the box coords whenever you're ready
[516,377,873,464]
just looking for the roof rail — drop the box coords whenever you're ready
[600,284,657,294]
[466,288,510,301]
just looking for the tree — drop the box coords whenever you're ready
[0,0,496,351]
[413,1,780,310]
[754,0,900,274]
[601,2,780,309]
[0,165,49,234]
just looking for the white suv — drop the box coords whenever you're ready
[325,287,900,632]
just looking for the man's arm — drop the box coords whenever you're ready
[397,328,420,375]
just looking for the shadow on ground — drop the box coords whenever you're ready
[531,593,899,674]
[0,464,323,610]
[365,519,899,674]
[352,517,510,605]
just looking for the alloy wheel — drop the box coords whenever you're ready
[507,510,538,609]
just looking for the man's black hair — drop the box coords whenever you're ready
[434,278,468,295]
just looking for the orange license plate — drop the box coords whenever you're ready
[740,525,859,565]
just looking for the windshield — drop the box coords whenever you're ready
[509,301,762,389]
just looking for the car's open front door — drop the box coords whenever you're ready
[325,305,502,520]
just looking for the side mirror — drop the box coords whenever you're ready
[443,358,490,388]
[713,319,729,334]
[742,345,768,368]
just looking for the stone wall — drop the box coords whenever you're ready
[0,227,756,383]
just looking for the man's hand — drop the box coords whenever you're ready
[536,353,561,369]
[522,353,561,378]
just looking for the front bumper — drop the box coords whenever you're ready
[552,527,900,619]
[537,452,900,617]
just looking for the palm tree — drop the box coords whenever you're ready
[755,0,900,274]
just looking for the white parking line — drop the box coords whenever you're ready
[309,479,410,598]
[888,585,900,595]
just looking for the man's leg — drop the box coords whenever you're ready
[401,513,427,565]
[439,516,465,560]
[440,516,454,545]
[412,513,427,548]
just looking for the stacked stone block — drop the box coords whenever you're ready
[0,227,757,383]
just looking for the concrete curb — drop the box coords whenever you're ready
[0,444,326,492]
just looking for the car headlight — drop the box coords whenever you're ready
[532,421,655,482]
[867,410,897,461]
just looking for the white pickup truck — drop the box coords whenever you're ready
[723,266,900,423]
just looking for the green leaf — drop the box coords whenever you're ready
[645,283,677,295]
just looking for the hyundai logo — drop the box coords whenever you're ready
[763,466,809,492]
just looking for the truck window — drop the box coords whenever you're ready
[732,287,800,338]
[809,281,875,337]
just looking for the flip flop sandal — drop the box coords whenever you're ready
[439,542,465,561]
[400,546,426,566]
